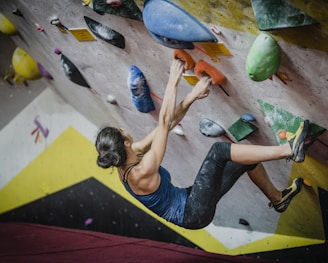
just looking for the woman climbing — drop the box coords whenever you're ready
[95,59,309,229]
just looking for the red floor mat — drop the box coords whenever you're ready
[0,222,276,263]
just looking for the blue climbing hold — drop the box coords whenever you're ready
[143,0,217,43]
[148,31,194,49]
[127,65,155,113]
[242,113,256,122]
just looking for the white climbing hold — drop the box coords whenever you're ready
[172,125,184,136]
[106,94,117,104]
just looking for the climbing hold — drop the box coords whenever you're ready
[106,0,122,7]
[242,113,256,122]
[12,9,23,17]
[239,218,250,226]
[106,94,117,104]
[12,47,41,80]
[173,49,195,70]
[50,17,68,33]
[0,13,18,35]
[251,0,319,30]
[35,23,44,32]
[303,179,312,187]
[228,118,258,141]
[60,54,90,88]
[194,60,227,85]
[143,0,217,43]
[276,71,289,83]
[54,48,62,55]
[37,63,53,80]
[199,118,225,137]
[82,0,91,6]
[84,218,93,226]
[210,25,221,35]
[127,65,155,113]
[148,31,194,50]
[172,125,184,136]
[194,60,229,96]
[246,33,280,81]
[84,16,125,49]
[90,0,142,21]
[277,129,287,140]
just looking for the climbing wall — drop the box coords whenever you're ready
[0,0,327,261]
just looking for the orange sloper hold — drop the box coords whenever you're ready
[173,49,196,70]
[302,179,312,187]
[277,129,287,140]
[194,59,227,85]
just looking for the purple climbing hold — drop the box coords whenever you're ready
[84,218,93,226]
[37,62,53,80]
[54,48,62,55]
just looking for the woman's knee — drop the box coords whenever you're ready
[209,142,231,161]
[247,162,259,172]
[182,209,215,229]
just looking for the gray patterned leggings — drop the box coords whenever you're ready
[182,142,258,229]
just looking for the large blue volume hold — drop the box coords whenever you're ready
[143,0,217,43]
[148,31,194,49]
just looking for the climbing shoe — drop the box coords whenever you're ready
[287,120,309,163]
[269,178,303,213]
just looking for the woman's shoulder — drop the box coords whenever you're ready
[128,165,161,195]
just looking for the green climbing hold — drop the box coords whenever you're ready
[246,33,280,82]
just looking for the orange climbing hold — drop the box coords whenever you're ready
[303,179,312,187]
[194,59,227,85]
[173,49,195,70]
[277,129,287,140]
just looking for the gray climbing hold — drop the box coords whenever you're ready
[199,118,225,137]
[239,218,250,226]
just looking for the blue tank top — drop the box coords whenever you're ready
[123,166,187,226]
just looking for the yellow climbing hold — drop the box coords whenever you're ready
[82,0,92,5]
[0,13,18,35]
[12,47,41,80]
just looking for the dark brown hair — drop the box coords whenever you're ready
[95,127,127,168]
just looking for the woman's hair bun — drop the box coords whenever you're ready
[97,153,112,168]
[95,127,127,168]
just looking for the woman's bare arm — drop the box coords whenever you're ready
[130,61,211,193]
[132,76,212,155]
[140,60,184,173]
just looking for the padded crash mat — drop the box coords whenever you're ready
[0,223,276,263]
